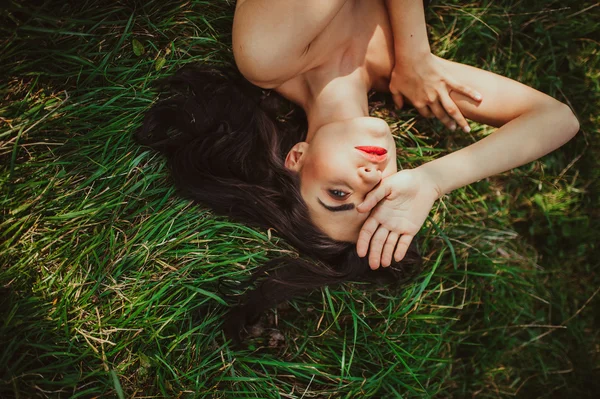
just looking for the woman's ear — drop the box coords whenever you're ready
[284,142,309,172]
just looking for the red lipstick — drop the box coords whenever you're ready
[355,146,388,163]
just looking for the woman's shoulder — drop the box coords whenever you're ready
[232,0,360,89]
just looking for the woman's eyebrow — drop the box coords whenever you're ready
[318,198,355,212]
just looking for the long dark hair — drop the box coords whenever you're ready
[135,64,421,342]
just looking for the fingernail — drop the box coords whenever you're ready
[475,92,482,100]
[449,122,457,131]
[463,125,471,133]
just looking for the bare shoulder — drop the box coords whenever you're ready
[232,0,354,89]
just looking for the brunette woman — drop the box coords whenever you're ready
[137,1,579,340]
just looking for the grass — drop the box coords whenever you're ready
[1,0,599,397]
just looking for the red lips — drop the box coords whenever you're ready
[355,146,388,163]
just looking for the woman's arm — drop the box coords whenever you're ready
[384,0,482,132]
[385,0,431,57]
[232,0,349,87]
[357,58,580,269]
[418,57,579,195]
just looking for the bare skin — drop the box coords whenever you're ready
[234,0,402,241]
[232,0,580,268]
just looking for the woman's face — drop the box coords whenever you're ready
[285,117,398,242]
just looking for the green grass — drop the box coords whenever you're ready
[1,0,599,397]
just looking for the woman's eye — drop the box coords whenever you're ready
[328,189,349,199]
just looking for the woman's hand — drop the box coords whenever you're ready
[356,168,440,270]
[390,52,482,132]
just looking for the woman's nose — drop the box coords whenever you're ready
[358,166,382,185]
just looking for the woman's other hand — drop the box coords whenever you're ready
[389,52,482,133]
[356,168,440,270]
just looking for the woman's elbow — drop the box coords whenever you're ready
[559,102,580,139]
[567,106,580,138]
[544,101,580,141]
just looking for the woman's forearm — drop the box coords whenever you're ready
[384,0,431,59]
[417,103,580,198]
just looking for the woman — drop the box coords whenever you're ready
[137,0,579,341]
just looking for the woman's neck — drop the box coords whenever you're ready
[303,69,372,141]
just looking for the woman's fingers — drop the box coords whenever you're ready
[439,90,470,133]
[368,226,390,270]
[391,92,404,109]
[447,78,483,102]
[381,232,399,267]
[357,217,380,258]
[429,102,456,131]
[394,234,414,262]
[442,78,482,133]
[357,184,390,213]
[416,105,435,119]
